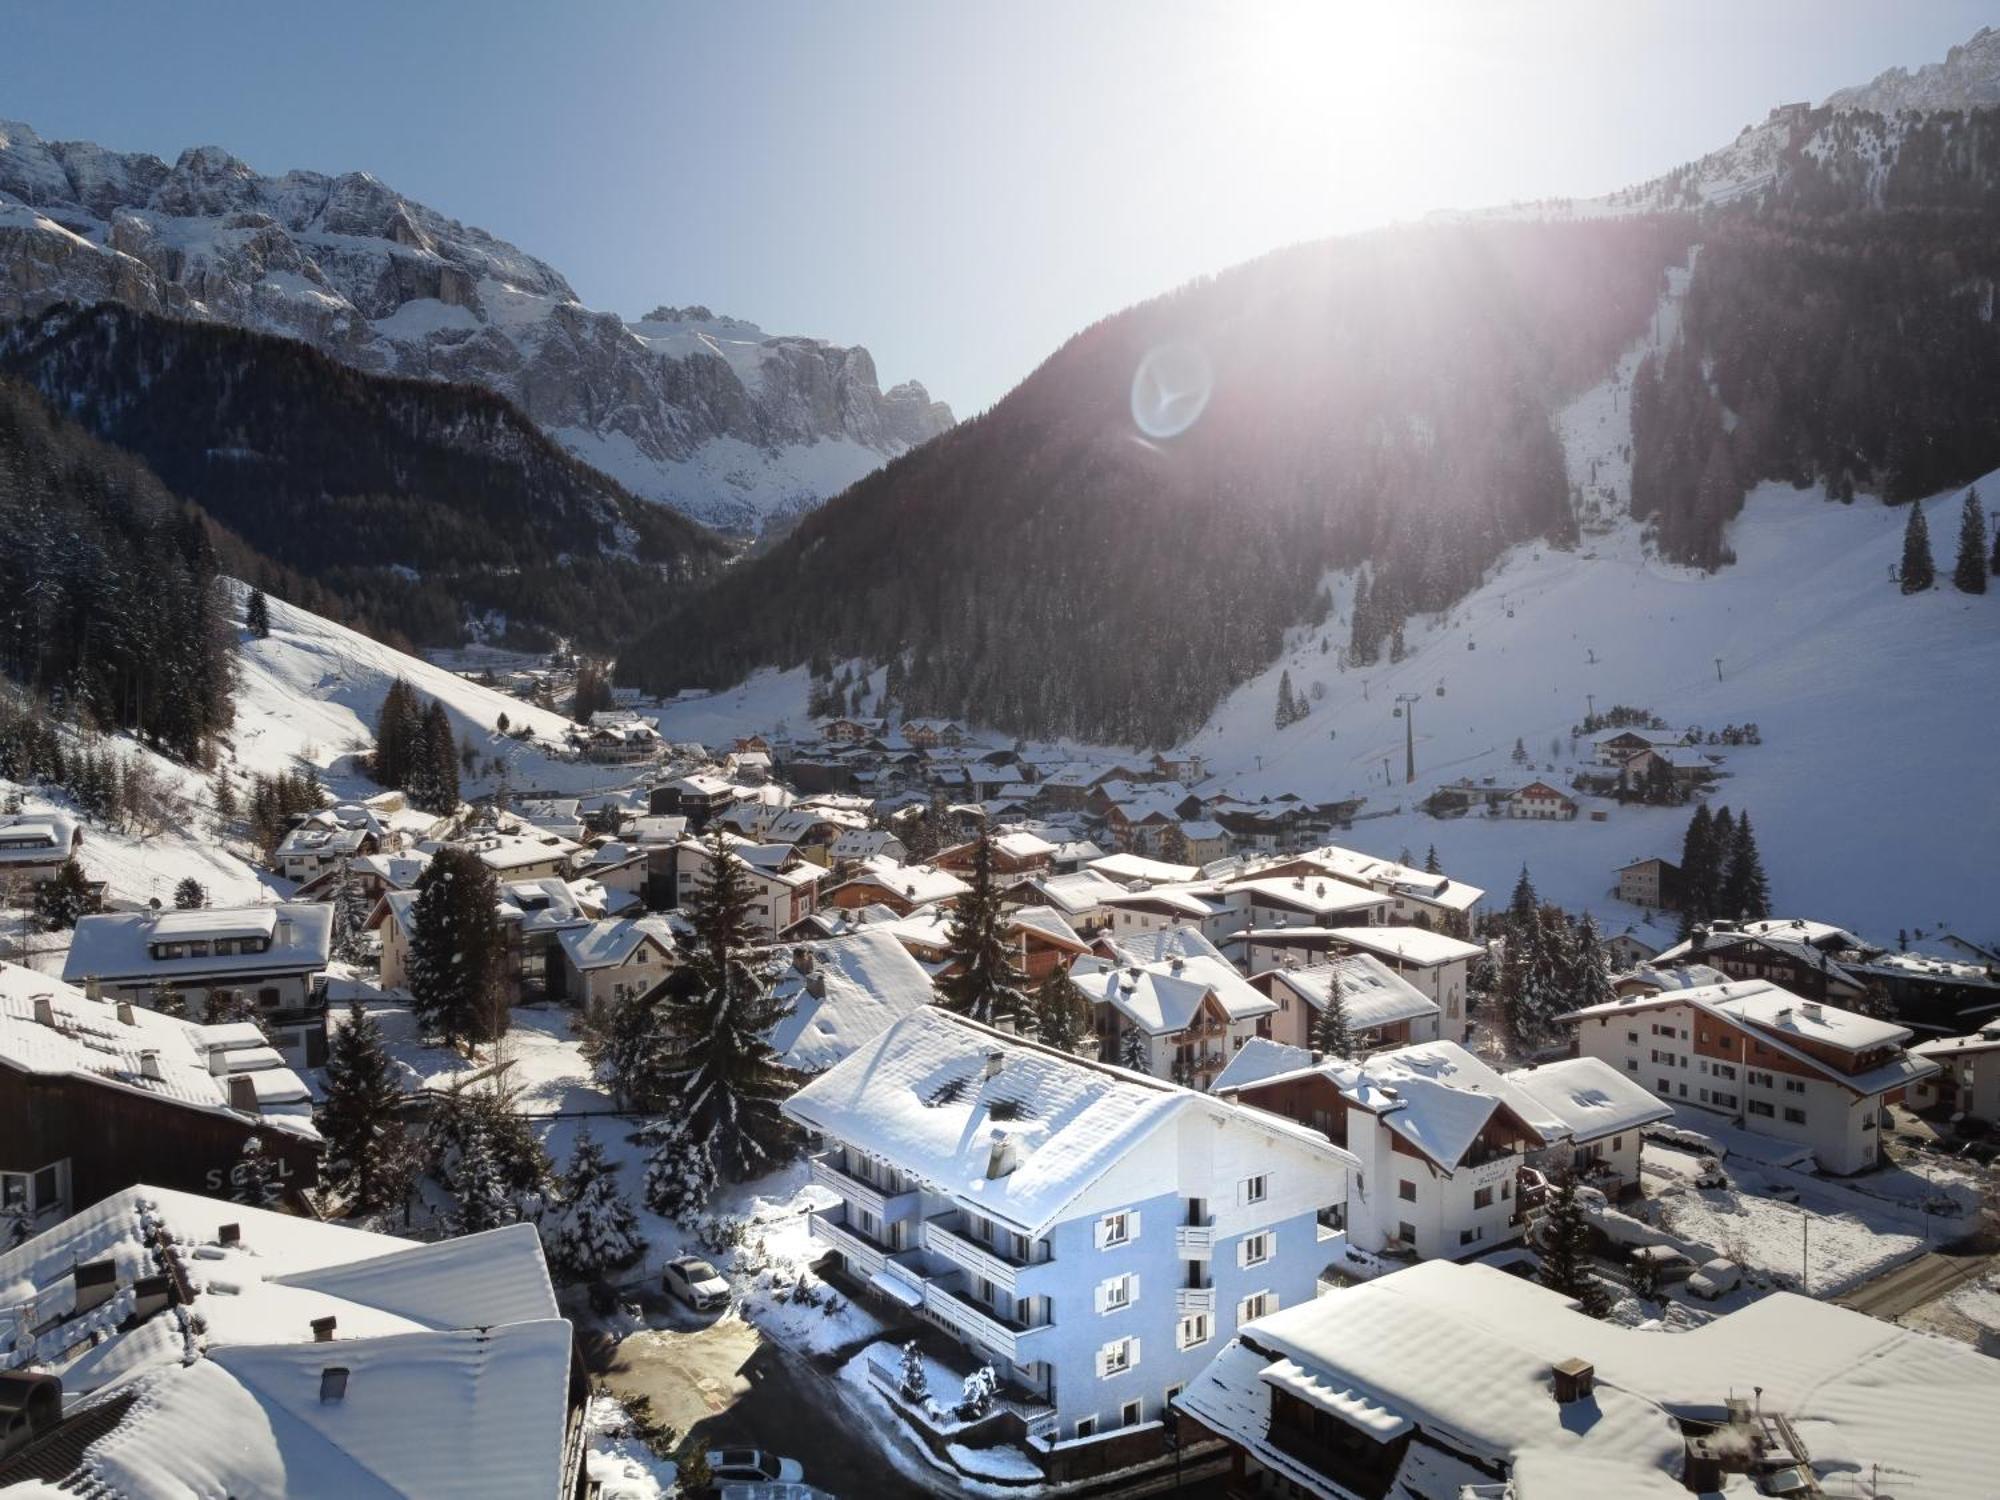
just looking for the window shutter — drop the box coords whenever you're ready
[1128,1337,1141,1370]
[1094,1217,1111,1250]
[1236,1236,1250,1269]
[1095,1343,1110,1378]
[1094,1278,1111,1314]
[1266,1294,1280,1314]
[1129,1209,1141,1240]
[1266,1230,1276,1260]
[1128,1273,1140,1306]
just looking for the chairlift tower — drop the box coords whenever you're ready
[1393,693,1421,784]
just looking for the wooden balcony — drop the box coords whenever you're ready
[809,1152,921,1223]
[923,1214,1054,1295]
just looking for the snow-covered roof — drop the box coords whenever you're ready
[349,850,432,889]
[1316,925,1485,968]
[1100,884,1230,920]
[63,904,332,985]
[0,964,318,1140]
[829,861,968,908]
[766,928,937,1074]
[783,1008,1343,1238]
[1087,852,1200,887]
[0,810,77,862]
[1504,1056,1674,1143]
[555,916,675,972]
[1020,868,1127,916]
[1561,981,1936,1096]
[274,822,373,859]
[1209,1037,1315,1094]
[0,1189,571,1498]
[1178,1258,2000,1500]
[1228,877,1392,920]
[1279,845,1485,912]
[1071,949,1276,1035]
[1912,1024,2000,1059]
[1096,924,1231,968]
[1260,955,1440,1032]
[452,829,579,872]
[828,828,903,860]
[1007,904,1087,950]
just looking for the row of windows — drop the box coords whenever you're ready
[149,936,273,960]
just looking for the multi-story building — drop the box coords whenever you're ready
[62,904,334,1068]
[1256,846,1483,931]
[1559,979,1936,1174]
[785,1008,1352,1459]
[1072,929,1277,1087]
[1250,954,1439,1055]
[1218,1040,1569,1262]
[0,810,81,889]
[668,838,821,942]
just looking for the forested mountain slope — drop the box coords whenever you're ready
[619,217,1695,744]
[1,302,727,651]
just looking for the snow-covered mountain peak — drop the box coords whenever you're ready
[1823,25,2000,114]
[0,119,952,532]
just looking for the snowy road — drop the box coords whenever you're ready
[1837,1243,1996,1320]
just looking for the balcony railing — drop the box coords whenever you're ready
[1174,1221,1215,1258]
[807,1205,891,1276]
[924,1276,1051,1366]
[1175,1284,1217,1314]
[809,1152,921,1222]
[923,1214,1051,1294]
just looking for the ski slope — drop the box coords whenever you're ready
[1186,262,2000,947]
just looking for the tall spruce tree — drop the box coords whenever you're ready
[318,1001,408,1212]
[1274,670,1300,729]
[546,1128,646,1282]
[938,828,1027,1026]
[1900,501,1935,593]
[1312,981,1355,1059]
[1118,1026,1150,1073]
[413,699,461,814]
[1508,865,1540,929]
[1031,962,1093,1054]
[1569,912,1616,1009]
[1720,812,1772,920]
[448,1118,513,1234]
[1538,1168,1610,1318]
[1953,488,1988,594]
[654,827,801,1179]
[1424,845,1442,875]
[373,678,422,790]
[406,846,505,1048]
[1677,803,1717,937]
[245,587,271,639]
[641,1110,718,1222]
[1707,806,1735,923]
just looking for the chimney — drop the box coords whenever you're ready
[229,1075,261,1113]
[218,1223,241,1246]
[116,1000,136,1026]
[1551,1358,1595,1404]
[1800,1001,1822,1023]
[71,1259,118,1316]
[32,994,55,1028]
[84,975,101,1002]
[1774,1006,1794,1026]
[805,972,826,999]
[985,1129,1017,1179]
[792,946,813,975]
[138,1050,163,1082]
[983,1049,1005,1080]
[209,1046,233,1076]
[319,1366,350,1404]
[311,1316,338,1343]
[128,1274,173,1323]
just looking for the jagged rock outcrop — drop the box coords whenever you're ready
[0,120,952,531]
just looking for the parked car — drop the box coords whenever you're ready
[1761,1180,1801,1204]
[1628,1244,1696,1284]
[1686,1258,1744,1300]
[663,1255,730,1312]
[709,1449,806,1486]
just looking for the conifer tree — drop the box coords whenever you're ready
[330,861,370,964]
[582,987,670,1110]
[938,828,1027,1026]
[411,699,460,814]
[1900,501,1935,593]
[1118,1026,1150,1073]
[1720,812,1772,920]
[406,846,505,1048]
[653,827,800,1179]
[245,587,271,640]
[1031,963,1092,1054]
[231,1134,284,1209]
[898,1340,929,1403]
[35,858,96,931]
[1274,670,1300,729]
[172,876,207,910]
[1538,1168,1610,1318]
[641,1112,717,1223]
[1677,803,1716,937]
[1424,845,1442,875]
[212,770,237,824]
[1312,981,1355,1059]
[373,678,422,790]
[1953,488,1988,594]
[1569,912,1616,1008]
[318,1001,408,1212]
[449,1119,512,1234]
[546,1128,647,1282]
[1508,865,1539,929]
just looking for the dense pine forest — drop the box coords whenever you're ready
[618,217,1695,744]
[0,303,727,651]
[0,376,233,761]
[1632,108,2000,565]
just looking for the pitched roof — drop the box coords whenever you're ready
[554,916,675,972]
[1260,955,1440,1032]
[1072,949,1276,1035]
[1087,852,1200,886]
[783,1008,1339,1237]
[1316,925,1485,967]
[62,905,333,984]
[1209,1037,1315,1094]
[1504,1056,1675,1143]
[765,929,937,1073]
[0,964,318,1141]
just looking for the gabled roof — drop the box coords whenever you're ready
[1021,868,1127,916]
[828,861,969,908]
[1072,949,1276,1035]
[0,964,318,1140]
[555,916,675,972]
[1259,955,1439,1032]
[766,928,937,1074]
[1227,876,1392,919]
[1504,1056,1674,1143]
[1087,852,1200,887]
[1209,1036,1315,1094]
[784,1008,1344,1236]
[63,904,333,984]
[1316,925,1485,968]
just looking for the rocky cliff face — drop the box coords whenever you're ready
[0,120,952,532]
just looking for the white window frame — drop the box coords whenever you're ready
[1240,1231,1271,1267]
[1101,1337,1134,1377]
[1243,1173,1268,1205]
[1098,1210,1133,1249]
[1176,1313,1210,1350]
[1120,1398,1143,1428]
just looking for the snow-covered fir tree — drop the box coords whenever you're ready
[546,1128,647,1283]
[898,1340,929,1403]
[318,1001,408,1212]
[1569,912,1616,1009]
[641,1111,717,1223]
[582,987,671,1111]
[1118,1026,1149,1072]
[1537,1168,1610,1318]
[448,1118,513,1234]
[1031,963,1093,1054]
[652,826,800,1179]
[1312,980,1355,1059]
[937,827,1027,1027]
[231,1133,284,1209]
[1720,811,1772,920]
[172,877,206,910]
[245,587,271,639]
[406,846,505,1048]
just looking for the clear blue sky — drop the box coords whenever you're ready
[1,2,1989,413]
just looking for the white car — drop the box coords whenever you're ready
[663,1255,730,1312]
[1686,1258,1743,1300]
[709,1449,806,1486]
[1628,1244,1696,1284]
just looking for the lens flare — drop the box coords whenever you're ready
[1130,341,1213,440]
